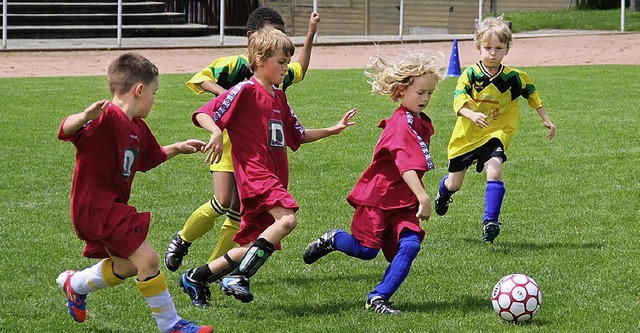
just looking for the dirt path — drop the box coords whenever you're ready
[1,33,639,78]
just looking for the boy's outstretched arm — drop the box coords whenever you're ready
[194,113,224,164]
[61,100,109,136]
[535,106,556,139]
[457,106,489,128]
[401,170,431,221]
[301,108,357,143]
[296,12,320,79]
[163,139,207,160]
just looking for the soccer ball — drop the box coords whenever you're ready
[491,273,542,323]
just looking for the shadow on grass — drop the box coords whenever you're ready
[461,238,606,253]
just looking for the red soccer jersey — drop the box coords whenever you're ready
[193,77,305,201]
[58,103,167,241]
[347,105,435,210]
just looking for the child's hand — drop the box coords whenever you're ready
[543,119,556,139]
[179,139,207,154]
[83,100,109,122]
[469,111,489,128]
[416,196,432,221]
[203,133,223,164]
[308,12,320,34]
[329,108,357,134]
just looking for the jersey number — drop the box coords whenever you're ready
[269,120,285,149]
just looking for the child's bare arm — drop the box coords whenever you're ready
[301,108,356,143]
[401,170,431,221]
[163,139,207,159]
[194,113,224,164]
[61,100,109,136]
[199,81,228,96]
[296,12,320,78]
[457,106,489,128]
[535,106,556,139]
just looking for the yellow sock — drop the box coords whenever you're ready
[180,197,227,243]
[208,208,240,262]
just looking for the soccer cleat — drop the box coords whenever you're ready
[365,296,401,315]
[482,220,502,243]
[179,270,212,308]
[434,192,453,216]
[302,229,338,264]
[165,232,192,272]
[56,270,87,323]
[169,319,214,333]
[220,275,253,303]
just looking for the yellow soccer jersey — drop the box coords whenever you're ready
[186,54,303,95]
[448,62,543,159]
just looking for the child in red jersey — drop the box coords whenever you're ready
[164,8,322,276]
[303,50,446,315]
[180,27,357,304]
[56,52,213,333]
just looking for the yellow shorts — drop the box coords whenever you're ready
[210,129,234,173]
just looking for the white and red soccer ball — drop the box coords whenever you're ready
[491,273,542,323]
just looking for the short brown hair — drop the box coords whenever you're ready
[107,53,159,95]
[247,27,295,72]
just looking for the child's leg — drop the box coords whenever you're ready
[435,171,465,216]
[165,171,234,271]
[208,189,241,262]
[131,241,213,332]
[56,258,126,323]
[483,157,505,222]
[368,231,421,301]
[333,230,378,260]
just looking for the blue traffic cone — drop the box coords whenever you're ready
[447,39,461,77]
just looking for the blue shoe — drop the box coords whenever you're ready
[180,270,211,308]
[56,270,87,323]
[303,229,338,264]
[169,319,213,333]
[220,275,253,303]
[482,220,501,243]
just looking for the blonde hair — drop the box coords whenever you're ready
[365,50,446,101]
[474,15,513,49]
[247,27,295,71]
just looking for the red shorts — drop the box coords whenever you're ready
[350,205,425,262]
[233,185,299,249]
[76,203,149,259]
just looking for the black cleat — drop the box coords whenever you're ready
[179,269,211,308]
[303,229,338,264]
[365,296,401,315]
[482,220,501,243]
[220,275,253,303]
[165,232,191,272]
[434,192,453,216]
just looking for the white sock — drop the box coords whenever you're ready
[70,260,107,295]
[144,289,181,333]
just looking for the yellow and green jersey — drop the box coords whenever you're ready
[448,62,543,159]
[186,54,304,94]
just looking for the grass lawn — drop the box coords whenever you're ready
[0,65,639,332]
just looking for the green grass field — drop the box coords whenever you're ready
[505,8,640,32]
[1,64,639,332]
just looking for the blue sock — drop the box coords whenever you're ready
[483,180,505,222]
[439,175,456,198]
[368,231,421,300]
[333,230,378,260]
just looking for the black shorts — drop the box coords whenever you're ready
[448,138,507,173]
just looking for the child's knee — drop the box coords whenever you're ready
[277,214,297,232]
[358,247,379,260]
